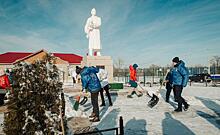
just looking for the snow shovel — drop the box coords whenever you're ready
[79,96,88,105]
[147,85,162,108]
[69,95,80,111]
[138,84,152,98]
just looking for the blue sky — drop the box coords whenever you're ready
[0,0,220,67]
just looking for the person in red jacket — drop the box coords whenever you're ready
[127,64,143,98]
[0,70,11,105]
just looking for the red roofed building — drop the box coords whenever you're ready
[53,53,82,64]
[0,52,32,64]
[0,51,82,65]
[0,49,83,83]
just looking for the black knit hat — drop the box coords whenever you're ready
[133,64,138,69]
[76,66,82,74]
[172,57,179,63]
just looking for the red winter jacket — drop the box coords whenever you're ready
[129,65,137,81]
[0,75,10,89]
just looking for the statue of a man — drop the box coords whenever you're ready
[84,8,102,56]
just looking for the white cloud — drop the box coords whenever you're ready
[0,34,59,52]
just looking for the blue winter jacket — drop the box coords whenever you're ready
[171,60,189,87]
[80,66,101,93]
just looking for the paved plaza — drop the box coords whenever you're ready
[63,84,220,135]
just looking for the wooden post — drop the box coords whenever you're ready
[60,107,65,135]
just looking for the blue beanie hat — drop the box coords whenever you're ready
[133,64,138,69]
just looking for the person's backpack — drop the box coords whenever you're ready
[0,75,10,89]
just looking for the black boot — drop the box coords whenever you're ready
[100,103,106,107]
[131,91,136,95]
[89,113,96,118]
[174,108,182,112]
[90,116,100,122]
[127,95,133,98]
[183,103,190,111]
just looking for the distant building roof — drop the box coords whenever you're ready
[0,51,83,64]
[0,52,32,64]
[53,53,82,64]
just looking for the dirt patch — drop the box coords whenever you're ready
[0,105,8,113]
[63,87,81,93]
[68,117,101,135]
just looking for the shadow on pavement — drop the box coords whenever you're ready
[160,89,177,109]
[97,108,120,135]
[99,93,118,119]
[82,92,118,118]
[82,103,92,112]
[124,117,147,135]
[162,112,195,135]
[196,110,220,129]
[195,97,220,129]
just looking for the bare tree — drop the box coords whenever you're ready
[114,58,124,70]
[113,58,125,78]
[210,56,220,74]
[149,64,160,83]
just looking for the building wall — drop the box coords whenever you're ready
[0,64,13,71]
[81,56,114,82]
[67,64,81,83]
[22,51,47,64]
[0,50,84,84]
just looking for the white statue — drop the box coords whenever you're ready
[84,8,102,56]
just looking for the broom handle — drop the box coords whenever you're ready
[138,83,145,91]
[138,83,150,94]
[60,106,65,135]
[155,84,163,96]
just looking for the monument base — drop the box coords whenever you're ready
[81,56,113,82]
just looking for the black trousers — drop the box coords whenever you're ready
[72,77,76,85]
[165,83,172,101]
[100,85,112,105]
[91,92,99,117]
[173,85,188,109]
[0,94,5,106]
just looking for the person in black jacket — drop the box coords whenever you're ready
[164,69,173,103]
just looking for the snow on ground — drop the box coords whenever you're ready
[0,84,219,135]
[77,84,220,135]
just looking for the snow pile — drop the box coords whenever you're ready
[64,94,88,119]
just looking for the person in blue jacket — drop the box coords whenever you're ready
[76,66,101,122]
[171,57,190,112]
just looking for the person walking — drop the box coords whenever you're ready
[164,69,173,103]
[171,57,190,112]
[76,66,101,122]
[71,69,77,87]
[127,64,143,98]
[0,69,11,105]
[96,67,113,106]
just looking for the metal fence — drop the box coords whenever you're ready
[113,68,166,86]
[113,67,220,87]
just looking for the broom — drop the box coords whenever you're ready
[79,91,89,105]
[147,85,162,108]
[79,96,88,105]
[147,70,169,108]
[71,95,80,111]
[137,83,152,98]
